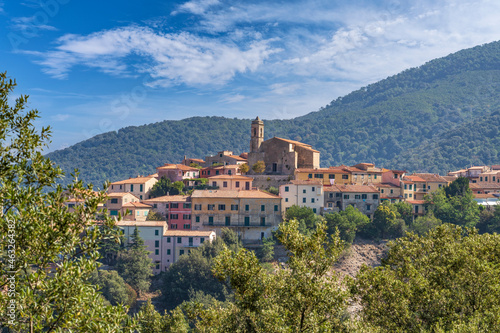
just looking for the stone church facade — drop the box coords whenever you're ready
[247,117,320,176]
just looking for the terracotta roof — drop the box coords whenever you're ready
[492,165,500,170]
[273,137,320,153]
[240,153,249,159]
[407,200,427,205]
[142,195,189,203]
[469,183,500,190]
[323,184,379,193]
[442,176,458,182]
[122,202,152,208]
[191,189,281,199]
[107,192,140,199]
[469,166,487,170]
[157,164,199,171]
[163,230,215,237]
[207,175,253,180]
[296,168,349,174]
[376,183,400,188]
[227,155,247,161]
[390,170,407,174]
[400,180,414,184]
[473,193,498,199]
[110,175,157,185]
[188,158,205,163]
[116,221,167,227]
[404,175,426,182]
[288,180,323,185]
[411,173,449,183]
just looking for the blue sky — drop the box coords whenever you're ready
[1,0,500,152]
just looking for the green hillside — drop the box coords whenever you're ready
[46,41,500,186]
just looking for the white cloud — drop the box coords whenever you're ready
[11,16,58,32]
[33,26,279,85]
[173,0,220,15]
[51,113,70,121]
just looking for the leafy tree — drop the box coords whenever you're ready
[427,178,480,228]
[258,236,275,262]
[172,181,185,194]
[266,186,279,196]
[220,227,241,252]
[146,210,164,221]
[354,224,500,332]
[252,160,265,174]
[238,163,249,174]
[187,219,349,331]
[366,203,406,239]
[116,227,153,295]
[135,300,189,333]
[98,226,126,266]
[89,270,137,307]
[0,72,133,331]
[477,206,500,234]
[324,205,370,244]
[284,205,322,234]
[150,177,179,197]
[393,201,413,226]
[408,212,442,235]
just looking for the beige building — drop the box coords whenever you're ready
[323,184,380,218]
[190,189,282,243]
[279,180,324,214]
[105,192,140,218]
[376,183,402,203]
[163,230,216,269]
[108,174,158,200]
[247,117,320,175]
[207,175,253,190]
[121,201,152,222]
[204,150,247,166]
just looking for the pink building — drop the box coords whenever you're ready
[108,174,158,200]
[200,164,242,177]
[142,195,192,230]
[162,230,216,270]
[156,164,200,182]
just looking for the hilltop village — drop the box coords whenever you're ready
[66,117,500,274]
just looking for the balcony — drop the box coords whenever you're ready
[203,221,273,227]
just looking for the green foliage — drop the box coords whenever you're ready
[266,186,279,196]
[188,219,349,332]
[135,299,189,333]
[116,227,153,294]
[392,201,413,226]
[0,72,133,332]
[238,163,249,174]
[353,224,500,332]
[364,203,406,239]
[47,41,500,185]
[89,270,137,307]
[284,205,322,234]
[409,212,442,235]
[427,178,480,228]
[257,236,275,262]
[477,206,500,234]
[252,160,266,174]
[324,205,370,244]
[146,210,164,221]
[98,227,125,266]
[150,177,179,197]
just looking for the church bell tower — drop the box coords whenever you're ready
[250,116,264,152]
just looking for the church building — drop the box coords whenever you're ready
[246,117,320,175]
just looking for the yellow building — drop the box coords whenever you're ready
[207,175,253,190]
[190,189,282,243]
[109,174,158,200]
[294,167,351,185]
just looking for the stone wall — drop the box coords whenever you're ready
[251,174,293,190]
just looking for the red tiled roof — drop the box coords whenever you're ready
[163,230,215,237]
[227,155,247,161]
[469,183,500,190]
[191,189,280,199]
[122,202,152,208]
[296,168,349,174]
[157,164,199,171]
[107,192,140,199]
[142,195,189,203]
[404,175,426,182]
[411,173,449,183]
[110,175,157,185]
[323,184,379,193]
[289,180,323,185]
[407,200,426,205]
[207,175,253,180]
[117,221,167,227]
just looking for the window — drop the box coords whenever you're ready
[355,195,361,199]
[208,216,214,225]
[171,203,179,209]
[390,189,394,194]
[225,216,230,226]
[183,203,191,209]
[260,217,266,226]
[311,198,315,203]
[231,204,239,211]
[344,194,349,199]
[303,189,306,194]
[493,176,496,182]
[366,204,371,211]
[155,230,159,236]
[136,211,140,216]
[155,240,159,247]
[167,249,171,255]
[329,174,335,179]
[208,204,215,211]
[381,189,384,193]
[409,184,413,190]
[235,181,240,188]
[285,186,289,192]
[110,198,118,204]
[373,194,379,199]
[144,211,147,216]
[314,174,324,179]
[200,237,205,243]
[110,210,118,216]
[409,193,413,198]
[223,181,228,188]
[183,214,191,220]
[302,198,306,203]
[170,214,178,220]
[195,216,200,222]
[405,194,408,199]
[130,184,134,191]
[153,203,157,208]
[480,177,483,181]
[68,204,75,208]
[374,175,377,179]
[177,237,182,243]
[342,175,348,179]
[308,173,313,179]
[179,250,184,256]
[313,208,317,213]
[155,249,159,255]
[167,237,171,243]
[274,205,278,211]
[218,204,226,211]
[336,193,341,198]
[261,205,265,211]
[165,203,169,208]
[285,198,289,202]
[212,182,217,187]
[404,184,407,189]
[312,187,315,192]
[194,204,202,210]
[439,184,442,188]
[245,205,249,211]
[244,216,250,226]
[171,224,177,229]
[329,193,333,198]
[140,184,143,192]
[183,224,190,229]
[156,262,160,270]
[362,194,367,199]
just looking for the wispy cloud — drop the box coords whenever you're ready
[31,26,280,85]
[11,16,58,33]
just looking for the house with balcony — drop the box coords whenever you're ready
[190,189,282,243]
[323,184,380,218]
[162,230,216,269]
[142,195,192,230]
[108,174,158,200]
[279,180,324,214]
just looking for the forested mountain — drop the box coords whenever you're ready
[47,41,500,186]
